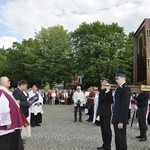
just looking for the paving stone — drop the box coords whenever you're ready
[24,105,150,150]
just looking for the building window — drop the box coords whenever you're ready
[146,29,150,38]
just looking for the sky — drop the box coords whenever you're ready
[0,0,150,49]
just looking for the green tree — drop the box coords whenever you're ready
[4,25,73,88]
[0,48,7,76]
[71,21,133,87]
[4,39,41,86]
[34,25,73,87]
[125,32,134,84]
[6,41,28,86]
[2,23,133,88]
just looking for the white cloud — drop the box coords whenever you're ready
[0,0,150,46]
[0,36,19,49]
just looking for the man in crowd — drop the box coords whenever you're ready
[84,88,90,114]
[97,77,113,150]
[134,91,149,141]
[93,87,99,124]
[112,72,131,150]
[13,80,35,119]
[28,85,44,127]
[51,89,56,105]
[87,87,95,122]
[73,86,84,122]
[13,80,36,141]
[63,89,68,104]
[0,76,28,150]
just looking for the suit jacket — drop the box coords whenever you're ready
[134,92,149,108]
[112,83,131,125]
[13,88,30,118]
[98,89,113,116]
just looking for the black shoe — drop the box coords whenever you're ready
[22,139,25,144]
[135,135,142,139]
[139,137,147,142]
[97,147,104,150]
[86,119,90,121]
[79,120,82,122]
[73,120,77,122]
[36,124,41,126]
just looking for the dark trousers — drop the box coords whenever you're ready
[0,129,23,150]
[47,97,52,104]
[128,109,131,120]
[74,105,82,121]
[13,129,24,150]
[31,113,42,126]
[100,115,112,150]
[148,104,150,124]
[114,124,127,150]
[0,132,12,150]
[138,107,148,138]
[88,104,94,121]
[148,112,150,125]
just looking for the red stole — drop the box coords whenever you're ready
[0,89,29,130]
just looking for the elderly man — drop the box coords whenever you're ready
[28,85,44,127]
[0,76,28,150]
[73,86,84,122]
[112,72,131,150]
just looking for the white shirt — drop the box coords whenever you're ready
[73,91,84,106]
[0,87,14,136]
[63,92,68,98]
[51,92,56,98]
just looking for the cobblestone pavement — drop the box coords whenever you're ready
[24,105,150,150]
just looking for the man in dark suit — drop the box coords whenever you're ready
[13,80,35,118]
[134,92,149,142]
[112,72,131,150]
[12,80,36,149]
[97,77,113,150]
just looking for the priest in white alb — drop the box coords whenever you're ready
[28,85,44,127]
[0,76,29,150]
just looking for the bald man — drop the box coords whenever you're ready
[0,76,28,150]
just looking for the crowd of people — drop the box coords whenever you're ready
[0,72,150,150]
[44,89,74,105]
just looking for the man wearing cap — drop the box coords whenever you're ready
[97,77,113,150]
[112,72,131,150]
